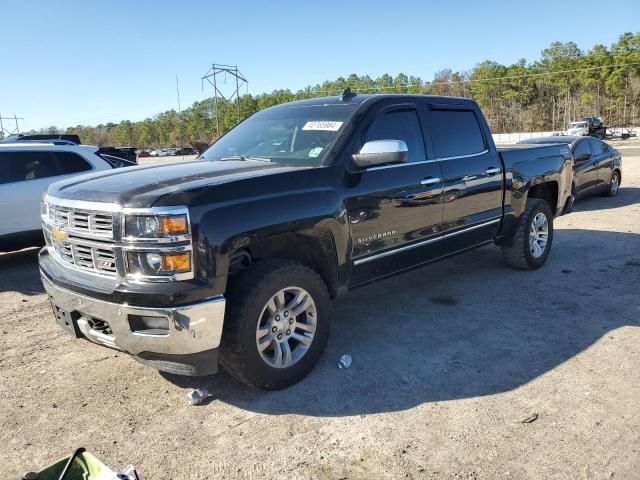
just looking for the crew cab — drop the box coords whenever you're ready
[40,92,574,389]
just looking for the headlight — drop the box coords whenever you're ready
[123,208,193,280]
[125,214,189,238]
[127,251,192,277]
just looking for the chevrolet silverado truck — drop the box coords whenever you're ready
[40,91,574,390]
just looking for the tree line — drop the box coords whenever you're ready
[27,32,640,147]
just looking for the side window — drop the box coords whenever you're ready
[428,109,486,158]
[0,150,91,185]
[573,140,592,159]
[53,151,93,174]
[0,151,63,184]
[364,109,426,163]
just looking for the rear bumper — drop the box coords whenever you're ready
[41,272,226,376]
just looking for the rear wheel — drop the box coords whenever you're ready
[220,259,331,390]
[602,170,620,197]
[501,199,554,270]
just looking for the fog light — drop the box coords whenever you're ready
[129,314,169,335]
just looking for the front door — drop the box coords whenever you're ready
[346,104,444,285]
[572,138,598,195]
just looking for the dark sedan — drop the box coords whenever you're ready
[518,136,622,199]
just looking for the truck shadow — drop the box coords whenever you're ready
[163,228,640,417]
[572,186,640,212]
[0,248,44,295]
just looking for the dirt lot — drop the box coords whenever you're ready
[1,148,639,479]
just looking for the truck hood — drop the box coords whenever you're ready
[48,159,303,208]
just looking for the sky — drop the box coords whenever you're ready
[1,0,638,131]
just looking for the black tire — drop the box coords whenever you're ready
[602,170,620,197]
[219,259,331,390]
[501,198,554,270]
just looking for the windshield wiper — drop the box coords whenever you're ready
[217,155,272,163]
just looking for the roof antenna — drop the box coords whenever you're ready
[338,87,356,101]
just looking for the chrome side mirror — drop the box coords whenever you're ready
[352,140,409,168]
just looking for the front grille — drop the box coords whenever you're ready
[44,200,118,276]
[48,205,114,237]
[47,232,117,275]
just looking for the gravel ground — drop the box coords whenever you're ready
[1,150,639,479]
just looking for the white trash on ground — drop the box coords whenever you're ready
[337,354,352,369]
[186,387,213,405]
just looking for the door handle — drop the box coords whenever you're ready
[420,177,442,186]
[485,167,501,175]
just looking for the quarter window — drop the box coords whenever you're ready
[429,109,486,158]
[53,152,93,174]
[364,109,426,163]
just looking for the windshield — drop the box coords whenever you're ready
[199,103,359,167]
[568,122,587,129]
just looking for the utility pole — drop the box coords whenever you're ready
[0,113,24,139]
[176,74,184,147]
[176,74,182,114]
[201,63,248,137]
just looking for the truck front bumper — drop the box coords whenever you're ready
[41,273,226,376]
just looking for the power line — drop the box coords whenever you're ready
[289,61,640,97]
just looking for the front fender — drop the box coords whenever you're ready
[181,167,349,295]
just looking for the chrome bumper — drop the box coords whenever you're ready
[41,273,226,357]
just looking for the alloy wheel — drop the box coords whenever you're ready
[610,172,619,195]
[529,212,549,258]
[255,287,317,368]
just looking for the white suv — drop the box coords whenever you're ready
[0,141,132,250]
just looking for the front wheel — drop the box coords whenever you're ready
[220,259,331,390]
[501,199,554,270]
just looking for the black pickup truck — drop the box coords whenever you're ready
[39,92,574,389]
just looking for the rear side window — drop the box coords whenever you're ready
[364,110,426,163]
[573,140,591,158]
[588,138,604,155]
[0,151,91,185]
[429,109,486,158]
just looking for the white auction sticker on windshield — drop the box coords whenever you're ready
[302,121,343,131]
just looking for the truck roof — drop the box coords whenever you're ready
[275,93,476,108]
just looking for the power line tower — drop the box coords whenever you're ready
[201,63,248,137]
[0,113,23,140]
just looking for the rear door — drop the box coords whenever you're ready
[588,138,613,188]
[571,139,597,195]
[346,101,445,284]
[424,104,503,251]
[0,150,93,236]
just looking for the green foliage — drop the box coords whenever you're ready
[54,32,640,145]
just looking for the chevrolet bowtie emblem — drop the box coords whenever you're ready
[51,227,67,242]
